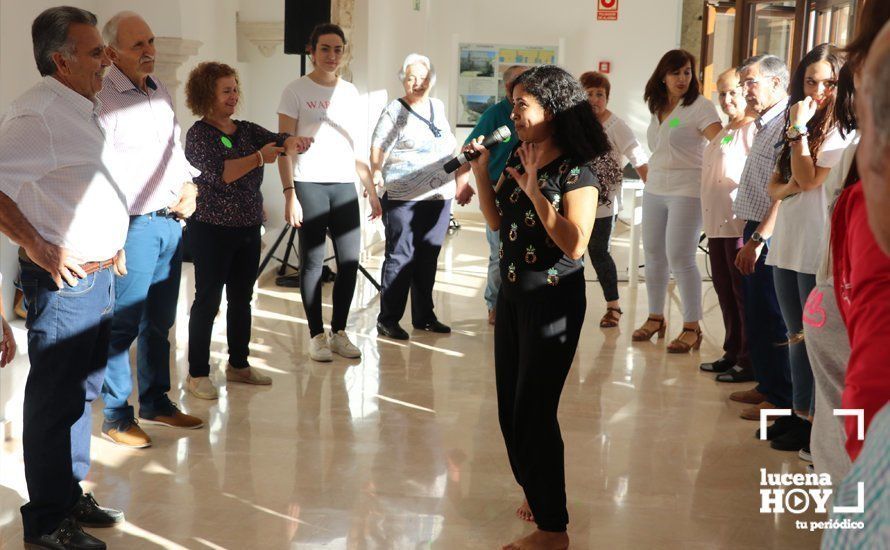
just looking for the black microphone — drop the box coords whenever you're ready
[444,126,512,173]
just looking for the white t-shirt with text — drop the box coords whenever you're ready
[278,76,362,183]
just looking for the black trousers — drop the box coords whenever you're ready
[586,215,619,302]
[295,181,361,337]
[494,277,587,532]
[187,219,261,377]
[377,197,451,326]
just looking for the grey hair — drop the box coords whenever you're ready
[738,54,789,91]
[103,11,141,48]
[398,53,436,87]
[32,6,98,76]
[503,65,526,85]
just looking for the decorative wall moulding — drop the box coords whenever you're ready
[237,19,285,58]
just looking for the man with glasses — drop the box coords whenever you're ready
[720,55,793,424]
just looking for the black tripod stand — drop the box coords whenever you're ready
[258,224,382,291]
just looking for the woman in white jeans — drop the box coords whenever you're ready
[634,50,722,353]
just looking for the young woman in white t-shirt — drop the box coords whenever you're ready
[764,44,853,453]
[579,71,649,329]
[634,50,722,353]
[277,24,381,362]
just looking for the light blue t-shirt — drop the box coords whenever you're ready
[464,99,515,183]
[371,98,456,201]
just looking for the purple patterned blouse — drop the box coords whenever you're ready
[185,119,287,227]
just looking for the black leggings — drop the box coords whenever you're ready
[586,215,619,302]
[295,181,361,337]
[494,278,586,532]
[187,220,261,377]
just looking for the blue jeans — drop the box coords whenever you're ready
[19,261,115,537]
[102,214,182,421]
[741,221,792,408]
[484,225,501,310]
[773,267,817,414]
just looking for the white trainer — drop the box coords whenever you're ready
[186,375,219,400]
[309,333,333,362]
[328,330,361,359]
[226,364,272,385]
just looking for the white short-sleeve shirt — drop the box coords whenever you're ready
[700,121,756,238]
[646,95,721,198]
[278,76,362,183]
[600,113,648,218]
[767,126,856,274]
[0,77,129,262]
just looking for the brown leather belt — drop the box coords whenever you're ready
[19,247,115,275]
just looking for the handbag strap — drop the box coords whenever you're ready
[397,98,442,138]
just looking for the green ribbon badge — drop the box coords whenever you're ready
[721,135,733,145]
[668,117,680,129]
[220,136,233,149]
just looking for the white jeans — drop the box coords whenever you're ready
[642,192,703,322]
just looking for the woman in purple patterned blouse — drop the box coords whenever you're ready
[183,62,312,399]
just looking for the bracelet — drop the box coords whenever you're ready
[255,150,264,167]
[282,186,294,192]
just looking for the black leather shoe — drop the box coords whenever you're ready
[24,518,106,549]
[69,494,124,528]
[377,322,409,340]
[770,419,812,451]
[413,320,451,333]
[700,357,735,373]
[715,365,755,383]
[755,414,805,440]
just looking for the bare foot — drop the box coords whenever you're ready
[502,529,569,550]
[515,499,534,522]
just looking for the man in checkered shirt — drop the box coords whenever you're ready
[720,54,793,422]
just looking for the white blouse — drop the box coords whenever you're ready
[767,127,856,274]
[646,95,721,198]
[700,121,755,238]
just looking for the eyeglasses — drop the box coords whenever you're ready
[742,78,761,88]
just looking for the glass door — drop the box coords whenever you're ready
[748,0,798,65]
[807,0,855,49]
[701,2,737,106]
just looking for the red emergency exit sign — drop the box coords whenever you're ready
[597,0,618,20]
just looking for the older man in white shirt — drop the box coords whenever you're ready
[0,7,128,550]
[96,11,202,450]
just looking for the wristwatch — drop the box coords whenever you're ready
[750,231,765,244]
[786,124,808,141]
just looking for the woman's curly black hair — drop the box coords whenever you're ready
[513,65,615,205]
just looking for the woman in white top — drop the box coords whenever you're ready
[370,54,457,339]
[277,23,381,362]
[633,50,722,353]
[764,44,853,453]
[699,68,756,377]
[579,71,649,328]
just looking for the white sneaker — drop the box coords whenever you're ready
[309,333,332,362]
[328,330,361,358]
[186,375,219,400]
[226,364,272,385]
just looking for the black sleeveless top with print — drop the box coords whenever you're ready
[495,146,603,301]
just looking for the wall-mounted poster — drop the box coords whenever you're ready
[457,43,558,127]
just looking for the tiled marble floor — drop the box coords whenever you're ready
[0,220,822,549]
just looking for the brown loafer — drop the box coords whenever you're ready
[729,388,767,404]
[102,419,151,448]
[740,402,776,421]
